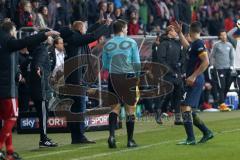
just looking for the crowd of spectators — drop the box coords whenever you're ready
[0,0,239,36]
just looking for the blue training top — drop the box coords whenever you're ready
[102,36,141,74]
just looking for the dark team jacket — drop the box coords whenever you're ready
[29,43,52,101]
[156,35,184,76]
[60,23,109,85]
[0,31,47,98]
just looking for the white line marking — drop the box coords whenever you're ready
[24,128,240,160]
[70,128,240,160]
[23,128,165,159]
[25,146,91,159]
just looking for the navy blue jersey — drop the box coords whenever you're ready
[186,39,207,77]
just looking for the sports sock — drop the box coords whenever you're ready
[109,112,118,137]
[126,115,135,141]
[182,111,195,140]
[192,111,210,135]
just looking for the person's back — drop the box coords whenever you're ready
[102,19,140,149]
[103,36,139,74]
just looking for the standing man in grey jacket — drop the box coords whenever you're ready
[210,29,235,107]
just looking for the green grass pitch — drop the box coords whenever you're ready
[12,111,240,160]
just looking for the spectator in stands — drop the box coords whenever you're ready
[72,0,88,22]
[224,11,235,32]
[177,0,194,33]
[49,36,65,77]
[210,29,235,108]
[208,11,224,36]
[5,0,19,26]
[31,0,40,21]
[113,0,122,9]
[31,0,40,12]
[48,0,58,29]
[138,0,148,33]
[88,0,99,26]
[146,14,157,33]
[0,0,7,23]
[126,0,139,18]
[128,17,140,35]
[107,2,116,21]
[98,1,108,21]
[158,0,170,29]
[114,8,125,20]
[55,0,71,30]
[35,6,49,28]
[19,1,34,27]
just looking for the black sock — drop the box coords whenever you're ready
[109,112,118,137]
[192,112,210,135]
[126,115,135,141]
[174,112,182,122]
[182,111,195,140]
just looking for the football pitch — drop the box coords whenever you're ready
[13,111,240,160]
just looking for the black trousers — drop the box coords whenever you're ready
[154,75,183,113]
[30,67,51,140]
[18,84,30,112]
[216,69,233,104]
[33,99,49,140]
[68,96,86,142]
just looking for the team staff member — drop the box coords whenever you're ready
[0,20,59,160]
[228,22,240,101]
[155,25,184,125]
[60,20,111,144]
[210,29,235,108]
[102,19,141,148]
[173,21,214,145]
[29,35,58,148]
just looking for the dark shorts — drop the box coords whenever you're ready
[0,98,19,120]
[183,75,205,108]
[108,73,138,106]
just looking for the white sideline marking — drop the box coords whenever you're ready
[24,146,91,159]
[24,127,165,159]
[70,128,240,160]
[24,128,240,160]
[71,140,176,160]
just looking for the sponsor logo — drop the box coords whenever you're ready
[20,117,67,129]
[47,117,67,128]
[86,114,109,127]
[20,118,38,129]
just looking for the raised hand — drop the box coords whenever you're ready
[172,21,183,34]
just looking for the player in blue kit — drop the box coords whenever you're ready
[173,21,214,145]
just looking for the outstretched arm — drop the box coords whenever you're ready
[172,21,190,49]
